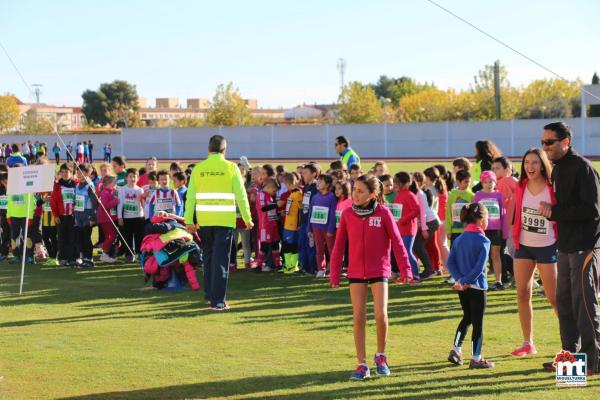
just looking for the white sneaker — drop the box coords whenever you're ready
[532,280,540,289]
[316,270,326,278]
[261,265,273,272]
[100,253,118,263]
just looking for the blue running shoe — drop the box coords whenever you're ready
[350,364,370,381]
[0,255,7,262]
[374,354,391,376]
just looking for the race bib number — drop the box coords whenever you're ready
[267,208,278,221]
[452,202,466,223]
[310,206,329,225]
[62,188,75,205]
[75,195,85,212]
[302,192,311,213]
[155,198,174,212]
[0,195,7,210]
[12,195,25,206]
[335,210,342,228]
[479,198,500,221]
[124,197,140,216]
[387,203,403,221]
[522,207,548,234]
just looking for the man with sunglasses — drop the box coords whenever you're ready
[538,121,600,375]
[334,136,361,170]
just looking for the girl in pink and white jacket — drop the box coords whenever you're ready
[330,175,411,381]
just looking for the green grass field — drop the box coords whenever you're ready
[0,259,598,399]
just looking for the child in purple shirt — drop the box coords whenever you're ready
[473,171,508,290]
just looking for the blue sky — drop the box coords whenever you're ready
[1,0,598,108]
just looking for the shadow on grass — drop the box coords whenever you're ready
[57,366,561,400]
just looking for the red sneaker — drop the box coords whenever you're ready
[511,343,537,357]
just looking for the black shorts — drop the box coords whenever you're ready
[485,230,503,246]
[514,243,558,264]
[348,277,388,284]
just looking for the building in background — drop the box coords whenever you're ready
[10,97,85,132]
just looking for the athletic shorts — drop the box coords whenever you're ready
[283,229,299,244]
[485,230,503,246]
[348,277,388,284]
[514,243,557,264]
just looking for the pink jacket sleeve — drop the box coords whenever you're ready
[417,191,427,231]
[329,211,348,286]
[383,208,412,279]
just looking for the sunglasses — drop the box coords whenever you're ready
[541,139,560,146]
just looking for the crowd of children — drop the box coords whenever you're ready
[1,138,564,380]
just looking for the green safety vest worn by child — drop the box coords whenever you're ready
[445,188,474,235]
[7,193,36,219]
[184,153,252,228]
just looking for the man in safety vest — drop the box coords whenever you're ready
[334,136,360,170]
[185,135,253,311]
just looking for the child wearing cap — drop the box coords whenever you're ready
[473,170,508,291]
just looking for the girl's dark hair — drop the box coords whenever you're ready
[330,169,345,183]
[335,180,351,200]
[423,167,447,196]
[303,163,320,177]
[409,172,424,194]
[318,173,333,188]
[460,202,489,224]
[169,162,182,172]
[519,148,553,185]
[434,164,454,193]
[139,167,147,176]
[112,156,126,167]
[394,171,411,187]
[262,164,275,178]
[60,162,74,172]
[475,140,502,162]
[355,174,384,204]
[329,160,343,171]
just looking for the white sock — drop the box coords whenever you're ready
[524,340,533,346]
[453,346,461,354]
[472,355,482,362]
[375,352,385,357]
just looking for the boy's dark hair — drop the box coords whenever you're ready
[493,156,511,170]
[544,121,572,144]
[126,167,139,177]
[275,165,286,175]
[303,163,319,177]
[262,164,275,178]
[157,169,169,179]
[318,174,333,188]
[335,136,350,148]
[349,164,361,173]
[173,172,186,182]
[12,143,20,153]
[455,169,471,183]
[78,163,90,174]
[112,156,126,167]
[460,202,489,224]
[148,171,158,182]
[329,160,343,171]
[378,174,392,183]
[59,162,74,172]
[138,167,147,176]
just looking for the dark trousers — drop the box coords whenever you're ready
[454,288,487,357]
[414,223,435,275]
[298,222,316,273]
[556,250,600,372]
[122,217,144,254]
[43,226,58,258]
[75,225,93,260]
[10,217,32,258]
[57,216,75,262]
[199,226,234,307]
[0,212,10,256]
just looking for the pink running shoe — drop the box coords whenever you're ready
[511,343,537,357]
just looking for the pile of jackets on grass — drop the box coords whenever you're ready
[140,213,202,291]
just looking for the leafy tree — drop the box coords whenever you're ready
[336,82,383,124]
[176,117,204,128]
[82,80,140,127]
[370,76,433,105]
[518,78,580,119]
[0,95,20,132]
[206,83,253,126]
[589,72,600,117]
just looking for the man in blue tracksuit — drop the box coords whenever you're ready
[298,163,319,274]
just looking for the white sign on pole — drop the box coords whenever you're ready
[6,164,56,295]
[7,164,56,195]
